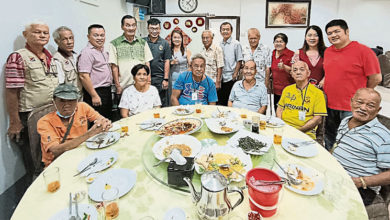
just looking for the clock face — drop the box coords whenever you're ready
[178,0,198,13]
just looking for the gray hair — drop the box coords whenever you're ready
[248,28,260,38]
[24,21,48,32]
[53,26,72,44]
[202,30,214,38]
[191,53,206,63]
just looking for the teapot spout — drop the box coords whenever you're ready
[183,177,201,203]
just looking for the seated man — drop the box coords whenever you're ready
[171,54,218,105]
[332,88,390,211]
[228,60,268,114]
[38,84,111,167]
[276,61,327,139]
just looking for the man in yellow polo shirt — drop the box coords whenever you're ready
[276,61,327,139]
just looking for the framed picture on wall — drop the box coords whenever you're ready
[266,0,311,28]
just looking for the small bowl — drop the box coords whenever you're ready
[86,173,99,184]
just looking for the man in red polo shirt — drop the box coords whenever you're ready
[323,19,382,150]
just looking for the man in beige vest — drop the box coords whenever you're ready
[52,26,82,96]
[5,21,58,181]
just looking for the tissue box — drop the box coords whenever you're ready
[167,157,195,186]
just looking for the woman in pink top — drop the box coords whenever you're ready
[269,33,295,111]
[292,25,327,88]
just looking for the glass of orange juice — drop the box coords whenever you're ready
[260,120,267,130]
[153,112,160,118]
[102,187,120,219]
[273,127,283,145]
[43,167,60,193]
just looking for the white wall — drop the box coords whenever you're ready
[166,0,390,51]
[0,0,133,194]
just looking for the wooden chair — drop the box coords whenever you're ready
[27,103,55,176]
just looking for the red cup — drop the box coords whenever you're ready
[246,168,282,217]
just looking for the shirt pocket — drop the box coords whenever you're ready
[26,61,46,82]
[63,64,77,81]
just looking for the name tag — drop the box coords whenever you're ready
[298,111,306,121]
[192,92,198,101]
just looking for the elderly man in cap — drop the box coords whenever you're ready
[37,84,111,167]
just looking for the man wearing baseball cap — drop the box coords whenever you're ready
[37,83,111,167]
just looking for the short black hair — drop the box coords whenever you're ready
[220,22,233,32]
[88,24,104,34]
[273,33,288,44]
[325,19,349,33]
[147,18,161,27]
[121,15,137,26]
[131,64,150,77]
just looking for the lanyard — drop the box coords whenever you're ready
[300,83,309,108]
[192,75,203,92]
[331,126,354,153]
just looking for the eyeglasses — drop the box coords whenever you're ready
[148,27,160,31]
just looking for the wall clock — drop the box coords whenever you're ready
[178,0,198,13]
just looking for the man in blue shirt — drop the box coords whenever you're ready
[171,54,218,105]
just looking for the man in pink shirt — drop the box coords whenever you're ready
[78,24,113,120]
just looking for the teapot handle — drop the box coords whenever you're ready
[228,186,244,210]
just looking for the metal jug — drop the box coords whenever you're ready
[184,171,244,219]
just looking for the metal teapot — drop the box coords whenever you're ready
[183,171,244,219]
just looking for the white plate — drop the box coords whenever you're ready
[275,163,324,196]
[173,105,194,115]
[266,117,285,128]
[205,118,242,134]
[86,132,120,149]
[139,118,166,131]
[152,135,202,161]
[156,117,203,137]
[88,168,136,202]
[227,129,273,155]
[194,145,253,182]
[281,138,318,158]
[49,204,98,220]
[211,109,238,119]
[163,207,186,220]
[108,123,121,132]
[77,150,118,177]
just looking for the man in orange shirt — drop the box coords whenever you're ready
[38,84,111,167]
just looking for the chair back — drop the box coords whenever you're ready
[27,103,55,175]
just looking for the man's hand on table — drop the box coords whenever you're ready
[88,118,112,136]
[352,177,363,188]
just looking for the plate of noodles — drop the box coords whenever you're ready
[194,145,252,182]
[274,163,324,195]
[152,135,202,161]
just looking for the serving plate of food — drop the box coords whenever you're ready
[275,163,324,195]
[85,132,120,149]
[204,118,242,134]
[155,117,203,137]
[194,145,252,182]
[227,129,273,155]
[152,135,202,161]
[172,105,194,115]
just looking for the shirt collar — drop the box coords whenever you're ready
[57,47,76,58]
[87,42,104,51]
[121,34,139,43]
[25,43,52,60]
[222,37,232,45]
[147,35,161,43]
[342,116,380,130]
[239,78,258,89]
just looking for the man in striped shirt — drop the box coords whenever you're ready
[332,88,390,210]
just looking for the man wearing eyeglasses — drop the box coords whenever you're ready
[5,21,58,181]
[109,15,153,95]
[144,18,172,107]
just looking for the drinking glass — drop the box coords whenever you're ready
[102,187,120,219]
[273,127,283,145]
[43,167,60,193]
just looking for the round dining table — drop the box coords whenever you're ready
[11,105,368,220]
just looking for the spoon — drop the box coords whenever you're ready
[273,159,302,185]
[219,164,245,179]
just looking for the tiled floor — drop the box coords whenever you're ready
[0,174,30,220]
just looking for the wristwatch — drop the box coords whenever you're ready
[163,78,169,81]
